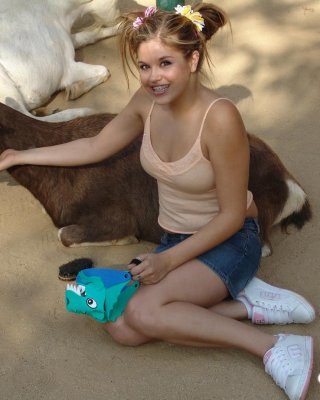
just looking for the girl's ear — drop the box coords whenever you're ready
[190,50,200,73]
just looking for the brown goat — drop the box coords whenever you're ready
[0,102,311,256]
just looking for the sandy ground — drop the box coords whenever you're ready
[0,1,319,399]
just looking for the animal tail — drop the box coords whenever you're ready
[275,179,312,232]
[280,198,312,233]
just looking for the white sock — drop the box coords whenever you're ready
[263,335,282,364]
[237,296,253,319]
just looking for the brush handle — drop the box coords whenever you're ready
[130,258,142,266]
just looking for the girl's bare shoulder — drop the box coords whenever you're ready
[204,96,246,140]
[127,87,154,122]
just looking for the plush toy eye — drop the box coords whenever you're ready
[86,298,97,309]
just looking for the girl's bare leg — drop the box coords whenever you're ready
[105,316,153,346]
[105,298,248,346]
[105,259,276,356]
[209,300,248,319]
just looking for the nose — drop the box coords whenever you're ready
[149,67,161,83]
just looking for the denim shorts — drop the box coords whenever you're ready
[155,218,262,298]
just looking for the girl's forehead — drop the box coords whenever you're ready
[137,38,180,57]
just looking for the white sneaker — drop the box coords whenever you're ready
[264,334,313,400]
[237,277,315,324]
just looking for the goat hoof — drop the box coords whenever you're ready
[65,68,111,100]
[58,226,139,248]
[58,225,84,247]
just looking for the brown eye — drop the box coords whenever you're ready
[160,60,171,67]
[139,64,149,71]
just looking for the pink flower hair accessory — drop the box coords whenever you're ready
[133,6,157,30]
[144,6,157,17]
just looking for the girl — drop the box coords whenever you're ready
[0,4,315,399]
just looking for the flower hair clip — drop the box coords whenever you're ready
[133,6,157,30]
[175,5,205,32]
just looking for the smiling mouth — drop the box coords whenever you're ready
[151,85,169,95]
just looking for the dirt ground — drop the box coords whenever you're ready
[0,1,319,399]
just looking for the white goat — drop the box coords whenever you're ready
[0,0,119,122]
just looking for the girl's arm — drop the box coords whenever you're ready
[0,89,148,170]
[130,100,251,283]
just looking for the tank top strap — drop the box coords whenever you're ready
[145,101,156,134]
[145,98,233,141]
[198,98,233,139]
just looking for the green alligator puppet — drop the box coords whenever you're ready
[65,267,140,322]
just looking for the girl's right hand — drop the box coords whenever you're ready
[0,149,21,171]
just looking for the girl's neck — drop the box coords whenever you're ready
[166,78,203,115]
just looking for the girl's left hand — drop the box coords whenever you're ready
[128,253,169,285]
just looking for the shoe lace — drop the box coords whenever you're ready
[255,301,293,324]
[265,347,294,389]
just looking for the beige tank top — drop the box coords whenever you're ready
[140,98,253,233]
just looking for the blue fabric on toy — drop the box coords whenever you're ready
[65,267,140,322]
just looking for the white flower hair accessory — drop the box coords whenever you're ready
[133,6,157,30]
[175,4,205,32]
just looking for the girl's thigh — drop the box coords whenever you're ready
[129,259,229,309]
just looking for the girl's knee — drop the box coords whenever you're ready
[124,296,159,335]
[104,317,147,346]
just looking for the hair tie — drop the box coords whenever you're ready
[175,5,205,32]
[133,6,157,30]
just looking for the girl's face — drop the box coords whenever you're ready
[137,38,199,104]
